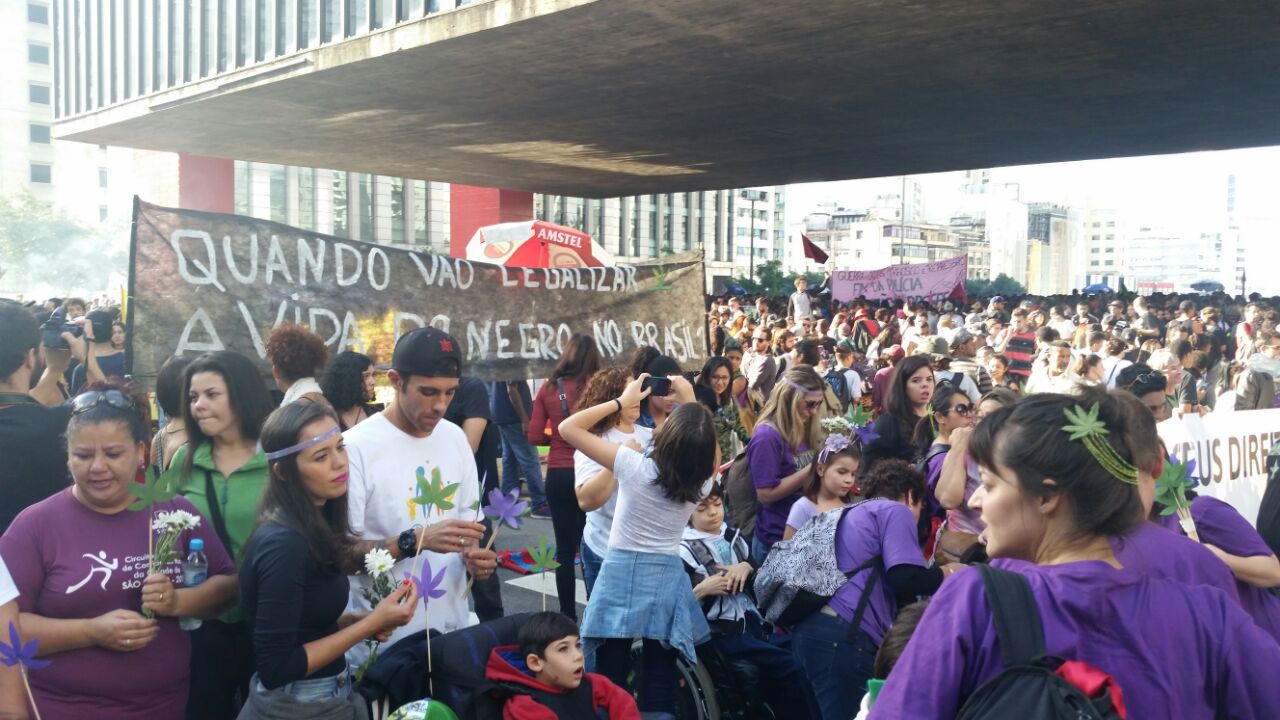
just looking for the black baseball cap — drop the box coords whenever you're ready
[390,327,462,377]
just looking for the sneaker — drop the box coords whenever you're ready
[529,504,552,519]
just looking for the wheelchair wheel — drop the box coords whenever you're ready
[628,638,720,720]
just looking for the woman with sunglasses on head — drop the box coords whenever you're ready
[872,389,1280,718]
[745,366,826,561]
[912,384,977,564]
[238,401,418,717]
[159,350,276,718]
[0,382,238,720]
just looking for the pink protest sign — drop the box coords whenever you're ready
[831,255,968,303]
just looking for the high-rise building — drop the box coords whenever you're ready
[1127,228,1201,294]
[955,170,1028,285]
[804,207,963,272]
[1080,208,1126,291]
[1026,203,1083,294]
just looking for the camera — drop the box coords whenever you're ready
[40,307,81,350]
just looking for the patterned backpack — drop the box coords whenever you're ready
[753,500,882,627]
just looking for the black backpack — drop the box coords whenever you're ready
[822,365,852,412]
[956,565,1126,720]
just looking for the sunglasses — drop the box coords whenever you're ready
[754,337,770,343]
[1134,371,1166,385]
[802,399,823,410]
[944,404,974,417]
[71,389,135,416]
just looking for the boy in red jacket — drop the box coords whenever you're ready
[485,612,640,720]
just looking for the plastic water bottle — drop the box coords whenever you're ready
[179,538,208,631]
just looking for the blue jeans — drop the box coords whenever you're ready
[257,668,349,702]
[498,423,547,508]
[581,540,604,598]
[752,534,773,566]
[790,611,877,720]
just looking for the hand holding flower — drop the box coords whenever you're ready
[88,609,158,653]
[369,582,417,633]
[140,573,179,617]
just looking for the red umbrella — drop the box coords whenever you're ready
[464,220,614,268]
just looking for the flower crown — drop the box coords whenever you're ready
[819,433,852,463]
[1062,403,1138,485]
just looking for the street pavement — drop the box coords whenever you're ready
[473,510,587,619]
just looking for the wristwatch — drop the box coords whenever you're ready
[398,528,419,559]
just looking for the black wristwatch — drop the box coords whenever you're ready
[398,528,419,559]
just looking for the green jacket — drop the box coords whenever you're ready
[161,442,269,623]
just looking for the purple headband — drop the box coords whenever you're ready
[784,376,824,400]
[819,434,851,464]
[264,425,341,461]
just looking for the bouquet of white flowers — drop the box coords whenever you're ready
[145,510,200,618]
[354,548,398,681]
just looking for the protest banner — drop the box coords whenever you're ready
[831,255,968,303]
[1157,408,1280,526]
[127,198,707,385]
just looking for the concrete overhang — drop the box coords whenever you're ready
[56,0,1280,198]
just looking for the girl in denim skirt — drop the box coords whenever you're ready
[559,372,718,714]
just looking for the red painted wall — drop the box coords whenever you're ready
[449,185,534,258]
[177,154,234,213]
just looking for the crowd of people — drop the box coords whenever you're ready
[2,283,1280,720]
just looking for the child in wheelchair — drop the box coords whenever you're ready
[484,611,641,720]
[678,484,809,719]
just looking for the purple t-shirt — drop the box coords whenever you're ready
[1156,496,1280,644]
[1110,520,1240,603]
[747,423,805,546]
[829,499,925,644]
[870,559,1280,719]
[0,488,235,719]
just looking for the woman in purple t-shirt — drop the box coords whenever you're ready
[790,459,960,720]
[872,389,1280,718]
[0,385,238,720]
[746,366,825,559]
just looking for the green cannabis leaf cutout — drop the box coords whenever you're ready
[528,536,560,572]
[412,466,459,513]
[126,472,176,512]
[1155,457,1197,517]
[1062,403,1107,441]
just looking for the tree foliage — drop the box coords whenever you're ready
[0,193,128,292]
[731,260,824,297]
[965,273,1027,299]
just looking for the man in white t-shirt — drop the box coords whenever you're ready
[0,556,27,716]
[788,278,812,326]
[344,328,498,666]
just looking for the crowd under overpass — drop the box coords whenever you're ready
[54,0,1280,235]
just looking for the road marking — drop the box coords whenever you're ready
[505,574,588,605]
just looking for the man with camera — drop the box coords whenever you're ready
[0,302,76,534]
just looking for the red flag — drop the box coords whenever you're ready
[801,233,829,264]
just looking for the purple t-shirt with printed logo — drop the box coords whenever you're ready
[0,488,234,719]
[870,559,1280,718]
[828,499,925,644]
[1156,495,1280,644]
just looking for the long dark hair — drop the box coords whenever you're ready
[651,403,718,504]
[696,357,734,409]
[179,351,275,483]
[257,401,356,573]
[968,389,1148,544]
[552,334,602,383]
[885,355,934,429]
[321,351,373,413]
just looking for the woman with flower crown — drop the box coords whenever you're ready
[0,381,238,719]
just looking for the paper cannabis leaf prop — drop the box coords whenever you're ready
[1062,403,1108,441]
[0,622,49,671]
[405,556,448,611]
[1061,403,1138,484]
[126,472,176,512]
[1155,456,1199,517]
[528,536,560,572]
[412,467,460,513]
[847,404,874,429]
[482,488,529,531]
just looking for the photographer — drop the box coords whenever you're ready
[68,314,126,395]
[0,302,74,534]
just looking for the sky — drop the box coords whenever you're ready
[786,145,1280,234]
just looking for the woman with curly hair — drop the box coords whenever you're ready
[264,324,330,406]
[321,351,378,430]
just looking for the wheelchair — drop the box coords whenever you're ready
[628,637,785,720]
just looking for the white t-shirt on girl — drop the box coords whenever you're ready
[574,425,653,556]
[785,496,821,533]
[609,445,714,555]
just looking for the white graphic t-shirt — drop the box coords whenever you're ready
[345,412,481,666]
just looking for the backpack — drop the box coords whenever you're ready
[823,365,852,412]
[956,565,1127,720]
[935,369,971,394]
[753,502,882,628]
[722,446,759,540]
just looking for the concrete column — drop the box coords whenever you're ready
[449,185,532,258]
[177,154,234,213]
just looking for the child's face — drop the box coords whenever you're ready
[691,495,724,533]
[528,635,585,691]
[819,456,859,498]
